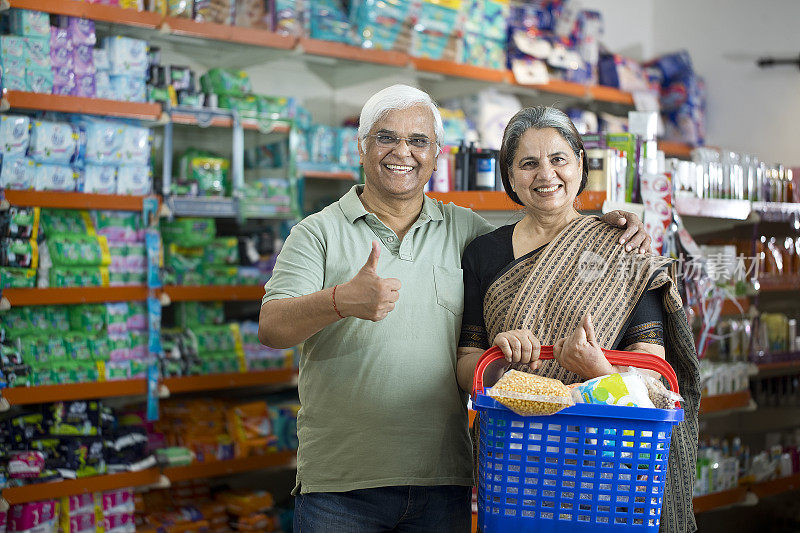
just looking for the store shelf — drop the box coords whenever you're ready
[575,190,605,211]
[1,380,147,407]
[163,451,296,483]
[163,285,264,302]
[6,0,162,28]
[692,486,748,514]
[302,170,358,181]
[3,286,149,307]
[522,79,591,99]
[5,91,162,121]
[699,390,752,415]
[720,297,750,315]
[299,37,408,67]
[659,140,694,159]
[426,191,518,211]
[588,85,636,106]
[163,369,294,395]
[749,472,800,499]
[2,468,161,505]
[162,17,296,49]
[757,276,800,292]
[751,201,800,222]
[3,190,151,211]
[412,57,510,83]
[170,111,292,133]
[166,196,237,218]
[754,352,800,374]
[674,197,752,220]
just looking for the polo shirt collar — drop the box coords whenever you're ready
[339,184,444,224]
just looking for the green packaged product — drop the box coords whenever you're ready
[200,68,251,96]
[161,217,216,247]
[165,243,204,270]
[1,307,34,336]
[218,95,259,119]
[1,238,38,268]
[29,363,56,386]
[605,133,637,203]
[192,324,238,354]
[88,333,111,362]
[63,332,93,361]
[0,267,36,288]
[255,95,290,119]
[32,305,70,332]
[203,265,239,285]
[40,209,90,236]
[47,234,111,267]
[176,149,230,197]
[1,206,40,239]
[68,304,107,333]
[176,301,225,328]
[49,267,109,288]
[17,334,67,363]
[204,237,239,265]
[92,210,140,238]
[236,267,263,286]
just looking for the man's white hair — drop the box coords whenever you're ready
[358,84,444,151]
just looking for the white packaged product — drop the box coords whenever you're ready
[33,163,77,191]
[28,120,78,164]
[81,165,117,194]
[0,157,35,189]
[120,125,151,165]
[0,115,31,156]
[93,48,111,71]
[110,75,146,103]
[81,118,123,164]
[116,165,151,195]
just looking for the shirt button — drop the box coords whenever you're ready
[387,236,395,243]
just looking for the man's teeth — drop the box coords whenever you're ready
[535,185,560,193]
[385,164,413,172]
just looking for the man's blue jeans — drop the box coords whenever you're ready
[293,485,472,533]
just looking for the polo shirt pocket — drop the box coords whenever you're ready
[433,264,464,315]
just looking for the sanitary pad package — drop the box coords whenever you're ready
[0,157,36,190]
[9,9,50,38]
[28,121,79,164]
[0,115,31,156]
[103,36,148,75]
[33,163,77,192]
[116,165,152,195]
[81,165,117,194]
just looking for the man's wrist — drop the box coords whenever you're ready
[332,284,345,319]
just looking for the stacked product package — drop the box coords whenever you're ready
[1,9,54,93]
[461,0,508,70]
[351,0,416,53]
[49,16,97,97]
[0,114,152,195]
[239,321,295,371]
[410,0,463,61]
[0,400,154,490]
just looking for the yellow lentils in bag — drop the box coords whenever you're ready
[487,370,574,416]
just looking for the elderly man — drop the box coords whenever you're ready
[258,84,650,532]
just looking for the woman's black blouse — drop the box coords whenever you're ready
[459,224,664,350]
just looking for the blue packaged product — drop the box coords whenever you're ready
[1,36,25,63]
[33,163,77,192]
[116,165,151,195]
[351,0,414,51]
[79,117,123,164]
[0,157,35,190]
[337,127,359,168]
[94,71,113,100]
[25,68,53,94]
[9,9,50,38]
[72,75,95,98]
[81,165,117,194]
[93,48,110,71]
[0,115,31,157]
[410,32,450,60]
[273,0,306,36]
[110,74,147,103]
[4,72,27,91]
[103,36,148,75]
[28,121,78,164]
[416,1,460,35]
[23,37,50,70]
[310,0,356,45]
[119,125,151,165]
[307,125,337,164]
[3,56,26,78]
[463,0,507,41]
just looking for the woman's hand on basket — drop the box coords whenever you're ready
[553,313,613,379]
[493,329,541,367]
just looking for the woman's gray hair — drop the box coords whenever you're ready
[358,84,444,151]
[499,106,588,206]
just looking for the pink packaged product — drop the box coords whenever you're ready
[0,510,6,531]
[101,490,134,515]
[72,45,95,75]
[102,513,134,533]
[64,493,95,515]
[7,501,57,532]
[67,17,96,46]
[7,451,45,479]
[51,66,74,87]
[9,520,57,533]
[68,513,95,533]
[49,28,73,69]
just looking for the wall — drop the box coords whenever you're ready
[651,0,800,165]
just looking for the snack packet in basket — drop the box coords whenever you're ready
[633,368,684,409]
[487,370,574,416]
[571,370,659,408]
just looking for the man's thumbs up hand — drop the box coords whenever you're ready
[335,241,401,321]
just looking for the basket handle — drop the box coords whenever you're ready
[472,345,680,397]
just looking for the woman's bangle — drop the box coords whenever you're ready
[332,284,345,320]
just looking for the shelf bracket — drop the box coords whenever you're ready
[0,397,10,413]
[0,297,9,311]
[158,384,170,399]
[0,98,9,112]
[159,292,172,307]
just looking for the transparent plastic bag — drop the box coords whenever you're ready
[487,370,575,416]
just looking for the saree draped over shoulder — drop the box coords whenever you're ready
[481,216,700,533]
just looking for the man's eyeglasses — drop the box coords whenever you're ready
[366,134,438,150]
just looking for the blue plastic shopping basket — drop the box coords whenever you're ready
[472,346,684,532]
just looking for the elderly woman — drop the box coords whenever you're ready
[456,106,700,533]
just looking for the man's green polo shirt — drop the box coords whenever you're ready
[262,185,494,493]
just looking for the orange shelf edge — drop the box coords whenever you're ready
[3,190,151,211]
[659,140,694,159]
[411,57,510,83]
[163,451,296,483]
[302,170,358,181]
[750,472,800,499]
[692,486,748,514]
[8,0,162,27]
[163,285,265,302]
[2,379,147,406]
[162,369,295,394]
[589,85,635,105]
[699,390,751,415]
[519,79,590,99]
[2,469,161,505]
[758,276,800,292]
[5,91,162,121]
[299,38,408,66]
[3,287,150,306]
[575,190,605,211]
[426,191,517,211]
[163,17,296,49]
